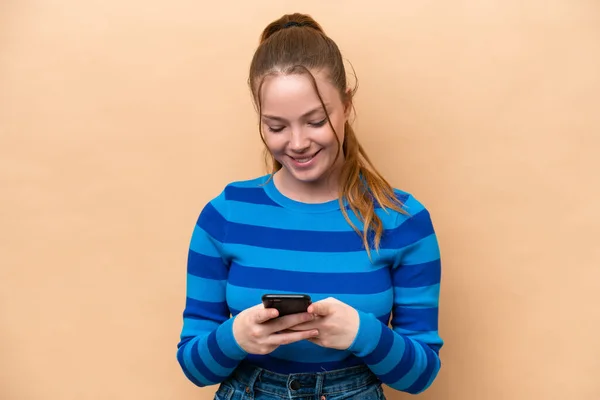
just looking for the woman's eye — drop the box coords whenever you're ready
[309,118,327,127]
[268,126,285,133]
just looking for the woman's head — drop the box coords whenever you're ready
[249,13,406,257]
[249,13,351,188]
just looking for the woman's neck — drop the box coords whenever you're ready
[273,168,341,204]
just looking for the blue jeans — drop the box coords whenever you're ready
[214,362,386,400]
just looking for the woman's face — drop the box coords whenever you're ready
[259,71,349,187]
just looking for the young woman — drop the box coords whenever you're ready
[176,12,443,400]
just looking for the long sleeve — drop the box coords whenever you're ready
[347,198,443,394]
[176,193,247,387]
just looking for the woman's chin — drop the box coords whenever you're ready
[282,164,331,185]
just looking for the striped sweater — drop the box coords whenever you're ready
[176,175,443,394]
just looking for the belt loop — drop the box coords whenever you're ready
[315,371,325,400]
[244,365,262,395]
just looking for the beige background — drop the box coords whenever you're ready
[1,1,599,399]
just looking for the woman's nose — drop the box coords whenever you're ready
[289,130,310,153]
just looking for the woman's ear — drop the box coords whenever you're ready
[343,88,353,119]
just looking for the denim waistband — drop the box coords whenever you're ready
[231,361,379,397]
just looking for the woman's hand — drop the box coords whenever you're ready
[290,297,360,350]
[232,304,319,355]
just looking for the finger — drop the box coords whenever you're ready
[284,320,318,331]
[268,329,319,346]
[268,312,314,332]
[307,301,330,316]
[277,328,308,334]
[254,307,279,324]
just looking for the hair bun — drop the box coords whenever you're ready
[259,13,324,44]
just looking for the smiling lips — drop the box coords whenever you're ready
[289,149,322,166]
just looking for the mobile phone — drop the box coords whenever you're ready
[261,294,312,317]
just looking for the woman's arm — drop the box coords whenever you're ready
[176,193,248,387]
[347,197,443,394]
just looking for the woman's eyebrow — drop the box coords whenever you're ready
[262,105,329,122]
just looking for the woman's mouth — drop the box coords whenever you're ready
[289,150,321,167]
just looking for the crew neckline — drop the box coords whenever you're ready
[261,174,345,213]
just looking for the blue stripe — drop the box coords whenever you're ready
[228,264,391,294]
[423,349,442,389]
[189,227,222,257]
[398,194,424,216]
[369,333,406,375]
[226,285,393,318]
[406,343,439,394]
[188,250,228,279]
[183,298,230,323]
[373,193,410,211]
[191,339,229,383]
[182,338,212,385]
[377,313,391,325]
[197,203,228,242]
[222,200,407,231]
[227,177,267,188]
[269,340,350,363]
[187,275,226,302]
[220,210,432,253]
[393,191,410,206]
[393,329,443,355]
[214,318,247,361]
[207,330,239,369]
[391,307,438,331]
[225,177,409,207]
[362,324,395,365]
[428,343,442,354]
[176,345,204,386]
[389,209,435,249]
[197,334,233,377]
[180,319,219,342]
[178,337,192,349]
[394,284,440,308]
[400,234,440,265]
[225,185,282,207]
[225,203,353,231]
[226,243,394,272]
[379,335,415,382]
[392,259,441,288]
[226,223,364,252]
[245,354,363,374]
[199,199,431,253]
[389,338,428,390]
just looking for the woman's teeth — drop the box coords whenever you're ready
[293,151,319,163]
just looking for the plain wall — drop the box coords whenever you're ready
[1,1,599,399]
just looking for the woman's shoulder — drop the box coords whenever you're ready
[224,174,270,190]
[388,187,434,225]
[220,174,272,201]
[203,174,271,207]
[193,175,271,224]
